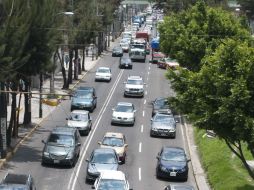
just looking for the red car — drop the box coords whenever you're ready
[158,57,179,69]
[150,52,165,64]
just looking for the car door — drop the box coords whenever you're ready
[75,130,81,156]
[93,89,97,106]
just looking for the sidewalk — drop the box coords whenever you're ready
[0,37,119,168]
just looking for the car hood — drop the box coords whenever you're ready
[121,61,131,65]
[100,145,125,155]
[45,145,73,155]
[72,97,93,104]
[160,159,187,170]
[113,112,134,118]
[67,120,89,127]
[125,84,143,89]
[152,122,175,129]
[88,162,118,172]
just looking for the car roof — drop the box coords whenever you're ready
[51,126,76,135]
[93,148,116,154]
[162,146,185,153]
[117,102,133,107]
[76,86,94,91]
[127,75,142,80]
[168,184,194,190]
[104,132,124,139]
[71,110,89,115]
[99,170,126,180]
[97,67,110,70]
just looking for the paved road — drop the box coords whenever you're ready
[0,44,198,189]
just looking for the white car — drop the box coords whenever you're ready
[95,67,112,82]
[66,110,92,135]
[124,76,145,97]
[111,102,136,126]
[92,170,132,190]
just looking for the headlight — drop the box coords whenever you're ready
[152,128,158,131]
[169,128,176,132]
[180,166,187,172]
[125,88,130,91]
[139,89,144,92]
[66,151,74,159]
[43,152,49,157]
[160,166,167,172]
[112,115,117,119]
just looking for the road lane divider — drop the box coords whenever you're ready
[139,168,142,181]
[68,69,124,190]
[142,111,145,117]
[141,125,143,133]
[139,142,142,153]
[144,99,146,105]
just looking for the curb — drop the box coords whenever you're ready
[0,56,101,169]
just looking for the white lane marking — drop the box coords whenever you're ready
[143,111,145,117]
[145,91,147,95]
[141,125,143,133]
[139,142,142,153]
[148,71,150,75]
[149,66,151,70]
[147,77,149,81]
[69,69,124,190]
[179,115,187,151]
[144,99,146,104]
[139,168,142,181]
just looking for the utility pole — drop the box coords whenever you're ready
[0,82,7,158]
[39,73,43,118]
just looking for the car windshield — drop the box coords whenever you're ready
[113,47,122,51]
[131,44,145,49]
[127,79,143,85]
[154,115,174,123]
[155,98,169,108]
[0,186,27,190]
[70,113,88,121]
[162,150,185,162]
[98,179,126,190]
[91,152,117,164]
[48,134,74,146]
[121,58,130,62]
[75,90,93,98]
[102,137,124,147]
[97,68,110,73]
[115,105,133,112]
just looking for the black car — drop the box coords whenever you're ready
[86,148,119,182]
[152,97,172,116]
[156,146,190,181]
[41,126,81,167]
[112,46,123,57]
[71,86,97,112]
[164,184,195,190]
[119,57,133,69]
[150,113,176,138]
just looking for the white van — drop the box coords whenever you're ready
[129,48,146,62]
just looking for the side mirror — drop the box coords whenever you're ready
[85,158,89,162]
[151,118,153,121]
[92,185,95,189]
[66,117,69,120]
[112,108,115,111]
[98,141,102,145]
[94,96,97,99]
[144,83,147,85]
[42,140,46,144]
[124,144,128,147]
[156,155,160,160]
[134,110,137,113]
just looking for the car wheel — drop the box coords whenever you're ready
[150,131,154,137]
[122,155,126,164]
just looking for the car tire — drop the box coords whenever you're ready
[150,131,154,137]
[122,155,126,164]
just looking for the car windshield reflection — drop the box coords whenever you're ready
[70,113,88,121]
[102,137,124,147]
[91,153,117,164]
[48,134,74,147]
[98,179,126,190]
[115,105,133,113]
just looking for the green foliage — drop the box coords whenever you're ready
[158,0,250,71]
[195,128,254,189]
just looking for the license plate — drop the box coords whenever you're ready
[54,160,60,164]
[170,172,176,176]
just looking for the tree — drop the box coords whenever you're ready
[166,38,254,179]
[158,0,250,71]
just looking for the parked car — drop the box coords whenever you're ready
[98,132,128,163]
[119,57,133,69]
[164,184,195,190]
[92,170,132,190]
[150,52,165,64]
[0,173,36,190]
[111,102,136,126]
[124,76,145,97]
[95,67,112,82]
[150,113,177,138]
[156,146,190,181]
[152,97,172,116]
[41,126,81,167]
[66,110,92,136]
[158,57,179,69]
[86,148,119,182]
[112,46,123,57]
[71,86,97,112]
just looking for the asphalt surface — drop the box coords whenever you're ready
[0,46,198,189]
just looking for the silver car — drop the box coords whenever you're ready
[111,102,136,126]
[124,76,145,97]
[85,148,119,182]
[95,67,112,82]
[66,110,92,136]
[150,113,176,138]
